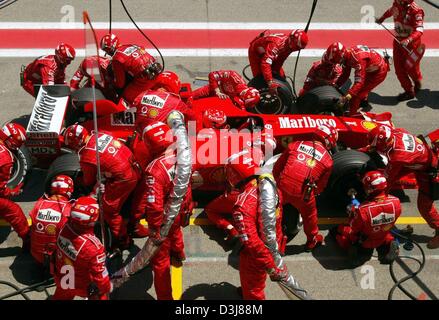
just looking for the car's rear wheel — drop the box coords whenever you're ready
[248,74,296,114]
[7,115,32,189]
[45,153,84,197]
[296,85,343,115]
[8,147,32,189]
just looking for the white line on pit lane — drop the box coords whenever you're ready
[1,22,439,30]
[2,49,439,58]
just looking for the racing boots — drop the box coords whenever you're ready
[427,229,439,249]
[414,81,422,94]
[128,222,150,239]
[305,233,324,252]
[397,90,415,101]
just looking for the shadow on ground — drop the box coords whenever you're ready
[406,89,439,110]
[181,281,240,300]
[108,244,155,300]
[368,92,399,107]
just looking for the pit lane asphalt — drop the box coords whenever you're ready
[0,0,438,300]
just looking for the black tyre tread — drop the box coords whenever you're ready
[327,150,371,205]
[45,153,81,190]
[6,115,32,188]
[330,150,371,186]
[297,85,342,114]
[7,146,32,188]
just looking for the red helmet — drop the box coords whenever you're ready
[100,33,120,56]
[0,123,26,150]
[362,171,387,196]
[225,148,260,187]
[314,124,338,150]
[240,87,260,109]
[202,109,227,129]
[151,71,181,94]
[368,124,394,152]
[64,124,89,151]
[290,29,309,49]
[323,42,347,65]
[50,175,74,199]
[69,196,100,229]
[142,121,174,154]
[55,43,76,65]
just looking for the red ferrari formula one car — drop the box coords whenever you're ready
[9,81,423,206]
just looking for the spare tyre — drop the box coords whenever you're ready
[248,74,296,115]
[296,85,343,115]
[326,150,371,207]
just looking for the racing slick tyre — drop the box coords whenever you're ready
[326,150,371,207]
[7,115,32,189]
[8,146,32,189]
[248,74,297,115]
[45,153,83,197]
[296,85,343,115]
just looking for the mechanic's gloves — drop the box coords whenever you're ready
[148,228,166,245]
[267,81,281,95]
[215,88,229,100]
[375,16,385,25]
[400,37,412,48]
[337,94,352,109]
[268,265,289,282]
[9,183,24,197]
[346,198,360,216]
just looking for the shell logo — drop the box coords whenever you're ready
[113,140,121,148]
[148,108,159,118]
[46,224,57,235]
[306,158,317,168]
[361,121,378,131]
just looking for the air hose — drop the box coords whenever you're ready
[388,228,427,300]
[0,278,55,300]
[291,0,318,98]
[118,0,166,72]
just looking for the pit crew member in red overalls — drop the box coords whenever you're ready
[0,123,29,249]
[63,124,142,250]
[69,55,117,101]
[324,42,390,115]
[21,43,76,97]
[333,171,401,264]
[376,0,425,101]
[101,33,163,104]
[273,124,337,251]
[248,29,308,94]
[200,109,239,241]
[129,74,196,234]
[299,53,343,96]
[191,70,260,109]
[29,175,73,266]
[367,124,439,249]
[142,121,192,299]
[226,148,308,300]
[52,196,112,300]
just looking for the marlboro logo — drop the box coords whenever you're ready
[278,116,337,129]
